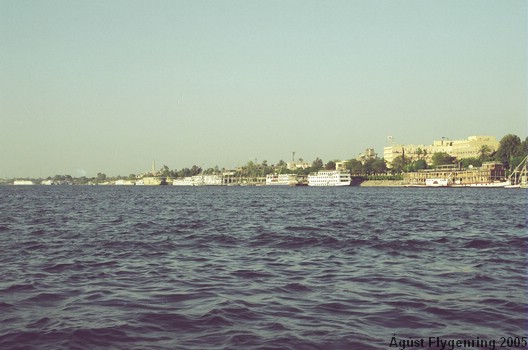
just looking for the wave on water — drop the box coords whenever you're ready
[0,186,526,349]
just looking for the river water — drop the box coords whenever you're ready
[0,186,526,350]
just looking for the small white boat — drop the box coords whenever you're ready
[507,155,528,188]
[115,180,135,185]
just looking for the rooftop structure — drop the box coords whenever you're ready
[335,160,349,171]
[356,148,378,163]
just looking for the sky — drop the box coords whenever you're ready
[1,0,526,178]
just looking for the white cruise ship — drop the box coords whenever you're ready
[265,174,297,186]
[307,170,351,187]
[13,180,35,185]
[173,175,222,186]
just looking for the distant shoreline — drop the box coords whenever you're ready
[2,179,406,187]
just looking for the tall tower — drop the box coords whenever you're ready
[152,160,156,174]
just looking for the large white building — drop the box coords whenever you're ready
[383,136,499,167]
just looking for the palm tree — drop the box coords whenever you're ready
[478,145,492,161]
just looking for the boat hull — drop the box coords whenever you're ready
[451,181,511,188]
[308,181,351,187]
[425,178,450,187]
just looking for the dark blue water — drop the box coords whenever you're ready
[0,186,526,350]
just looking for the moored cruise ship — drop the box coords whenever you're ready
[307,170,351,186]
[173,175,223,186]
[13,180,35,185]
[405,162,512,188]
[265,174,297,186]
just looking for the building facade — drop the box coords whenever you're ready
[384,136,499,167]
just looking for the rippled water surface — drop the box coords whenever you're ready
[0,186,526,349]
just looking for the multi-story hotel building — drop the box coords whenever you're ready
[383,136,499,167]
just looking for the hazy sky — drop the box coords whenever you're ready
[1,0,526,178]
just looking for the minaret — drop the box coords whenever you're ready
[152,160,156,174]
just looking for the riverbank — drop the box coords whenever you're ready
[355,179,405,187]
